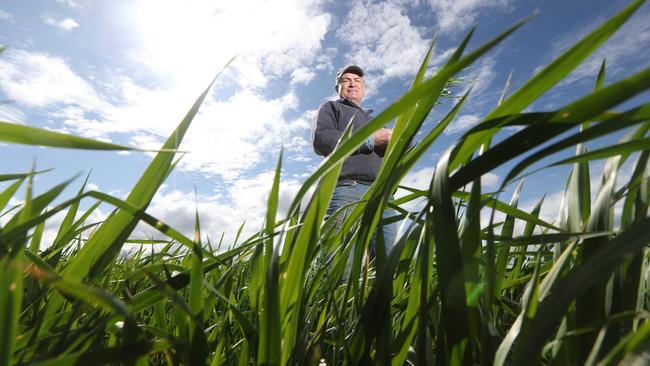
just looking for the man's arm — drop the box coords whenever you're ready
[312,102,374,157]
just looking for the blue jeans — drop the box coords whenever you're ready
[326,180,397,258]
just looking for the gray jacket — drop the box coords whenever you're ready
[312,98,382,184]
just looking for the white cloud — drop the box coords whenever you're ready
[75,84,310,180]
[396,166,434,212]
[0,48,314,180]
[55,0,82,9]
[175,91,308,180]
[126,0,331,89]
[290,67,317,86]
[0,9,14,22]
[400,166,435,191]
[86,182,100,191]
[289,155,312,163]
[0,104,26,124]
[285,135,310,153]
[461,55,499,105]
[43,15,80,31]
[395,165,499,218]
[135,171,309,245]
[0,49,104,109]
[427,0,513,35]
[482,172,500,188]
[445,114,479,135]
[336,1,435,92]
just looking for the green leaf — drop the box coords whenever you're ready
[0,178,24,217]
[0,121,136,151]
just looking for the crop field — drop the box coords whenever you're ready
[2,1,650,365]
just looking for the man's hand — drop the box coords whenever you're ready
[373,128,392,156]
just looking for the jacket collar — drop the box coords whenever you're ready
[337,98,373,114]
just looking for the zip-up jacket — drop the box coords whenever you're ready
[312,98,382,184]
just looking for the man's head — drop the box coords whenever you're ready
[335,65,365,106]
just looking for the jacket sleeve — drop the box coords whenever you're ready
[312,102,374,157]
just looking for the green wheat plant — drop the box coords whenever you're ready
[1,1,650,365]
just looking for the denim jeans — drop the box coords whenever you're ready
[326,180,397,258]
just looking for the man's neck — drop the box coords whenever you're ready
[341,97,362,107]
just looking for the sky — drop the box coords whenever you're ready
[1,0,649,248]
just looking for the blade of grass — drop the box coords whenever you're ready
[0,167,34,366]
[188,189,207,366]
[430,149,471,365]
[257,149,282,366]
[280,140,343,365]
[0,121,137,151]
[513,215,650,365]
[0,178,24,215]
[493,180,524,302]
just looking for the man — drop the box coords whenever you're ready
[312,64,396,258]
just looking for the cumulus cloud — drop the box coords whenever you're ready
[400,166,435,191]
[460,55,500,107]
[0,48,313,180]
[64,82,310,180]
[0,49,104,109]
[396,166,434,213]
[43,15,80,30]
[290,67,317,86]
[55,0,82,8]
[445,114,479,135]
[177,91,309,180]
[336,1,439,92]
[397,164,501,223]
[127,0,331,90]
[0,104,26,124]
[0,9,14,22]
[427,0,513,35]
[135,171,310,246]
[482,172,500,188]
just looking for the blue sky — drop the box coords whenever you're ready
[1,0,649,246]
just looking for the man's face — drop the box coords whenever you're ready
[338,72,365,105]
